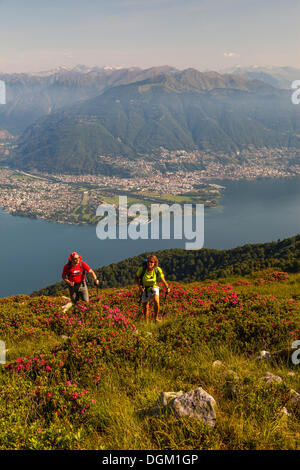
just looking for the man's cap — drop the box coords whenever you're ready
[69,252,80,261]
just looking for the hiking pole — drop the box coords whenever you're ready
[95,281,100,303]
[138,285,144,305]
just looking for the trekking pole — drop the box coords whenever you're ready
[92,276,100,303]
[138,285,144,304]
[95,281,101,303]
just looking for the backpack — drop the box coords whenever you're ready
[137,259,161,287]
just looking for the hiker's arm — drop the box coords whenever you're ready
[62,266,73,286]
[62,275,74,287]
[160,275,170,292]
[89,269,99,285]
[134,275,144,291]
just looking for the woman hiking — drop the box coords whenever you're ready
[62,252,99,305]
[134,255,170,323]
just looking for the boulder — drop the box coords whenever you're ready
[212,360,225,368]
[262,372,283,384]
[168,387,217,428]
[256,350,271,360]
[138,387,216,427]
[287,389,300,411]
[279,407,291,418]
[140,387,217,428]
[62,301,73,313]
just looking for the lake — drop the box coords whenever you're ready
[0,177,299,297]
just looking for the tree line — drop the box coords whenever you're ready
[31,234,300,297]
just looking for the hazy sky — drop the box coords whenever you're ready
[0,0,299,73]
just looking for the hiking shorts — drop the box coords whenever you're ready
[141,286,159,304]
[68,282,89,304]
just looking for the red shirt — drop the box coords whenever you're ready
[62,260,91,284]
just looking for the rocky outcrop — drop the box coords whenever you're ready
[139,387,217,428]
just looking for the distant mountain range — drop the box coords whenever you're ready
[1,65,299,136]
[5,68,300,175]
[1,65,299,176]
[0,66,178,135]
[221,65,300,89]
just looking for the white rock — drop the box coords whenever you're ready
[62,302,73,312]
[262,372,283,384]
[212,360,224,368]
[287,389,300,409]
[280,407,291,417]
[170,387,217,428]
[256,350,271,360]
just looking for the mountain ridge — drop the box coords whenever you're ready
[7,68,299,175]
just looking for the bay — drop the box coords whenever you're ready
[0,177,299,298]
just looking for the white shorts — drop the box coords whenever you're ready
[141,286,159,304]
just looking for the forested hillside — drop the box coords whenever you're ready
[33,234,300,297]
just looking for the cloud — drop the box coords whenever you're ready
[224,52,240,58]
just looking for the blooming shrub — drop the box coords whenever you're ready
[0,269,299,449]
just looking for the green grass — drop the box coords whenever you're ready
[0,269,299,450]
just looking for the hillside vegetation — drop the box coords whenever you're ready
[0,268,299,450]
[33,234,300,297]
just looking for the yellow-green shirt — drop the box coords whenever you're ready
[136,266,164,287]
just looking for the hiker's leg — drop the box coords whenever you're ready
[68,286,77,304]
[79,283,89,303]
[143,302,149,323]
[154,294,160,321]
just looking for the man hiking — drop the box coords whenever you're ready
[134,255,170,323]
[62,252,99,305]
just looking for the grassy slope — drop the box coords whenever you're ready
[0,269,299,450]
